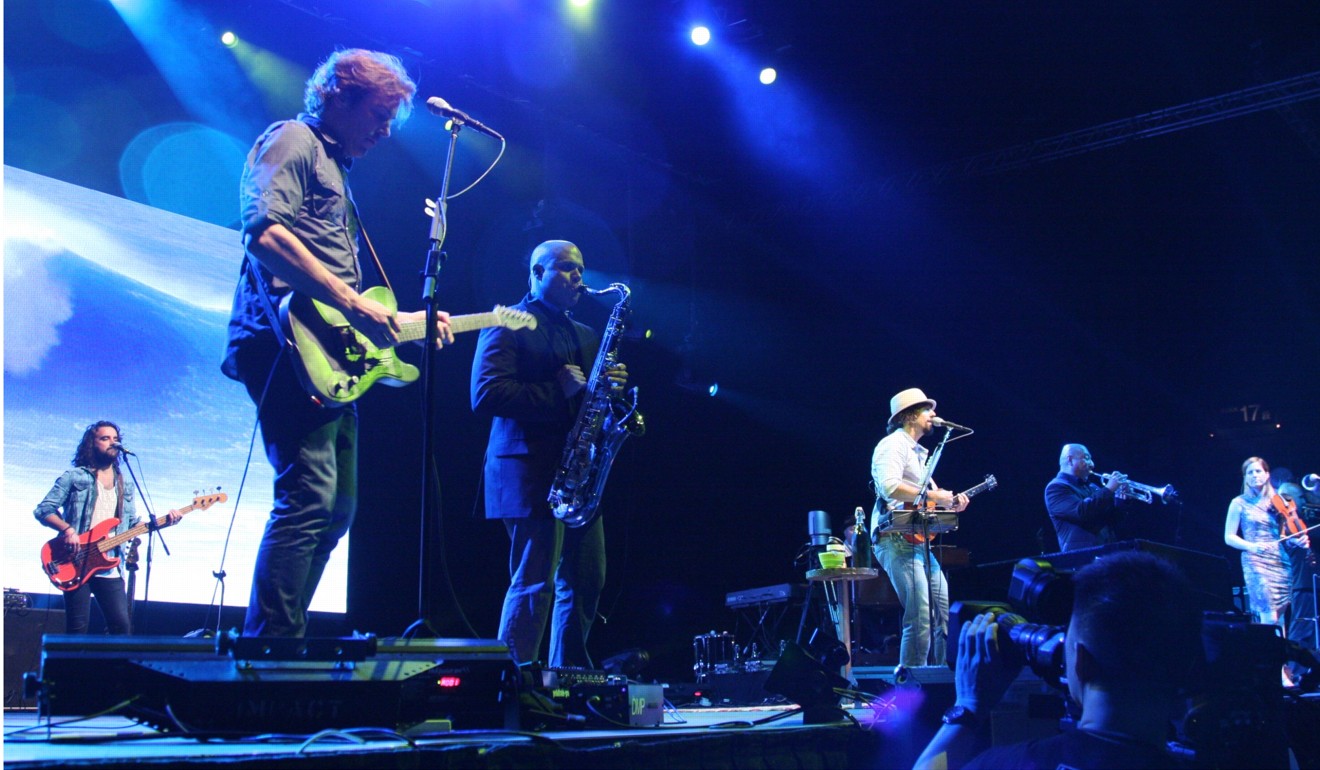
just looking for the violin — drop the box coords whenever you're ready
[1269,492,1316,565]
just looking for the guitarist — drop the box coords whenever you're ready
[220,49,455,638]
[33,421,179,635]
[870,388,970,668]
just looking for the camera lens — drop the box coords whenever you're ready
[998,613,1067,684]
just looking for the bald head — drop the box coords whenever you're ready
[1060,444,1094,477]
[528,240,584,310]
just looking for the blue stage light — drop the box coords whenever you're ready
[691,26,712,46]
[759,67,777,85]
[220,31,237,48]
[708,383,719,397]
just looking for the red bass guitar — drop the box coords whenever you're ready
[40,491,226,592]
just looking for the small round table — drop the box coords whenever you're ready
[806,566,878,682]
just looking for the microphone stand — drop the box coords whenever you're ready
[118,452,169,634]
[911,427,952,667]
[405,118,462,638]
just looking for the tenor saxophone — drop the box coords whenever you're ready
[548,283,646,527]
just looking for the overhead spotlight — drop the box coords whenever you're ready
[759,67,777,85]
[220,31,238,48]
[690,26,712,46]
[708,383,719,397]
[569,0,591,6]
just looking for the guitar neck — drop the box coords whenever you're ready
[397,311,507,344]
[97,505,195,553]
[962,479,995,500]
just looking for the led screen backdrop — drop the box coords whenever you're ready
[3,166,348,613]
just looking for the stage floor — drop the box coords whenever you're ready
[5,704,909,769]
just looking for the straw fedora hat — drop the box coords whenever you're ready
[888,388,936,425]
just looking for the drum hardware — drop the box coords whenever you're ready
[692,631,738,682]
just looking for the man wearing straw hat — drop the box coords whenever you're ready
[871,387,970,667]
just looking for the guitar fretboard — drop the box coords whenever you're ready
[96,495,225,553]
[398,311,507,343]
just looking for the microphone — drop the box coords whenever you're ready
[425,97,504,140]
[111,441,136,456]
[931,417,972,432]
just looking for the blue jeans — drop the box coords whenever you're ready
[238,348,357,638]
[875,535,948,666]
[498,515,605,668]
[63,576,131,635]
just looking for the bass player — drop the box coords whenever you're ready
[870,388,970,668]
[471,240,628,668]
[34,421,179,635]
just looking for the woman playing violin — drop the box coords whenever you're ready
[1223,457,1309,627]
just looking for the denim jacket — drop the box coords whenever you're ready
[34,467,138,575]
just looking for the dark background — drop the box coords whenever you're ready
[8,0,1320,681]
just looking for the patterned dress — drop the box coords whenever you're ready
[1230,494,1290,622]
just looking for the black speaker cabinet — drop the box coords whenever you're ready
[36,635,519,733]
[4,608,64,709]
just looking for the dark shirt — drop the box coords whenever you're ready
[1045,471,1121,552]
[221,115,360,382]
[964,728,1186,770]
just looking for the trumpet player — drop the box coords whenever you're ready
[1045,444,1129,552]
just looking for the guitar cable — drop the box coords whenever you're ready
[197,347,285,637]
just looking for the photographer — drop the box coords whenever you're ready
[914,551,1201,769]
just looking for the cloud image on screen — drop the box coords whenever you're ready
[3,167,348,614]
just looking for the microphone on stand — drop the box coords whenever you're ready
[931,417,972,432]
[425,97,504,140]
[111,442,136,456]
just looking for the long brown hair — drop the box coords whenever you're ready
[1240,456,1273,499]
[72,420,121,469]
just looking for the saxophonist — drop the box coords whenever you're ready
[471,240,628,668]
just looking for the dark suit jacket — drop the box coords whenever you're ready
[1045,471,1121,552]
[471,295,599,519]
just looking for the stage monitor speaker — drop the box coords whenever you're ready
[763,641,848,724]
[5,608,64,709]
[36,635,519,734]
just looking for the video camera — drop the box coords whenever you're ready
[948,558,1073,688]
[950,556,1320,768]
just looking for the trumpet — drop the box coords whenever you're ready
[1095,473,1179,504]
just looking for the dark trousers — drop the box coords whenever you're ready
[239,349,357,638]
[63,576,131,635]
[498,515,605,668]
[1286,542,1318,651]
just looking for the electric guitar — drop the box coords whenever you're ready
[883,474,999,544]
[280,287,538,407]
[40,491,226,592]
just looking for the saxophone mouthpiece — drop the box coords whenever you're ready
[579,284,613,296]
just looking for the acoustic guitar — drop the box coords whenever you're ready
[882,474,999,544]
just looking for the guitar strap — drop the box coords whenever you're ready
[356,218,394,295]
[114,466,125,522]
[243,255,296,352]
